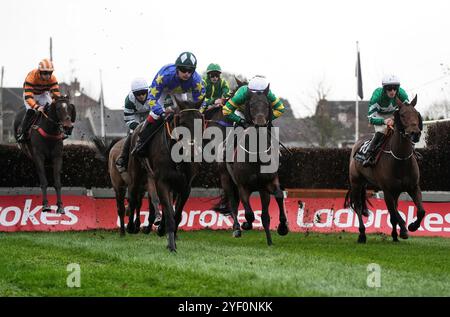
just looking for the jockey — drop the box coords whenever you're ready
[200,63,230,112]
[17,59,61,143]
[132,51,206,157]
[115,78,150,173]
[222,75,285,128]
[362,74,409,167]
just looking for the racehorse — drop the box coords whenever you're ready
[92,137,161,236]
[13,95,76,214]
[128,97,204,251]
[345,96,425,243]
[212,86,289,245]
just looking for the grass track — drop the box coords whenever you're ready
[0,230,449,296]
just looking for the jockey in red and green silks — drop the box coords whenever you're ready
[222,76,285,127]
[362,74,409,167]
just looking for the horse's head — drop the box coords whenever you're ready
[395,95,422,143]
[171,97,204,157]
[52,95,76,130]
[245,85,271,127]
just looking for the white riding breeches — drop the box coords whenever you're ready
[23,92,52,110]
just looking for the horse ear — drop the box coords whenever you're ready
[418,112,423,130]
[395,96,404,108]
[70,104,76,122]
[235,76,245,88]
[410,95,418,107]
[264,84,270,96]
[65,93,71,100]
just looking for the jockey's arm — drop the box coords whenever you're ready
[267,90,285,120]
[124,96,139,130]
[223,86,247,123]
[191,74,206,106]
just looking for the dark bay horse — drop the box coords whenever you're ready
[92,137,160,236]
[213,86,289,245]
[128,98,204,251]
[345,96,425,243]
[13,95,76,214]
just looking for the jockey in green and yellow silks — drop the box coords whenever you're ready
[201,63,231,112]
[223,76,285,127]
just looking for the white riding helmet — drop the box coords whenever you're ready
[248,75,269,92]
[382,74,400,87]
[131,77,148,92]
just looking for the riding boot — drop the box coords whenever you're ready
[362,132,385,167]
[131,119,160,157]
[115,133,133,173]
[17,109,36,143]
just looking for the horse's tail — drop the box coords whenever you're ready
[92,136,121,163]
[344,184,371,216]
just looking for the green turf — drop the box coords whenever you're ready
[0,229,449,297]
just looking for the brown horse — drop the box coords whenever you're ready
[13,95,76,214]
[93,137,161,236]
[345,95,425,243]
[213,86,289,245]
[128,98,204,251]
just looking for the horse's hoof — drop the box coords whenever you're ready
[56,206,65,214]
[267,240,273,246]
[242,222,253,230]
[154,215,162,226]
[393,238,399,243]
[119,230,125,237]
[142,226,152,234]
[408,222,420,232]
[357,235,367,243]
[232,230,242,238]
[277,223,289,236]
[400,230,409,240]
[126,224,135,234]
[166,245,177,253]
[42,205,51,213]
[157,226,165,237]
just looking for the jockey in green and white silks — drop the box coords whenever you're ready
[222,76,285,127]
[362,74,409,167]
[115,78,150,173]
[200,63,231,112]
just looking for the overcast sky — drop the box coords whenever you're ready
[1,0,450,118]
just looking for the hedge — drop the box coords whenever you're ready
[0,121,449,190]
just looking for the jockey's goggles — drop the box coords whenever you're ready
[384,85,399,92]
[178,66,195,74]
[209,72,220,78]
[133,90,148,97]
[40,71,53,76]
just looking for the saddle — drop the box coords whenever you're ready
[354,133,391,165]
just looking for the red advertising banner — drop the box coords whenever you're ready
[1,195,449,237]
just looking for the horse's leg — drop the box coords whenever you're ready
[174,187,191,241]
[142,195,155,234]
[259,190,273,246]
[267,180,289,236]
[133,191,143,233]
[126,188,136,234]
[351,181,367,243]
[52,155,65,214]
[34,153,50,212]
[407,187,426,232]
[157,182,176,252]
[239,186,255,231]
[383,191,407,241]
[219,168,241,237]
[230,191,241,238]
[116,187,126,236]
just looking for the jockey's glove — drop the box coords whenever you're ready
[238,118,250,129]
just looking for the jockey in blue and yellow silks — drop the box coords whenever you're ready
[132,51,206,156]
